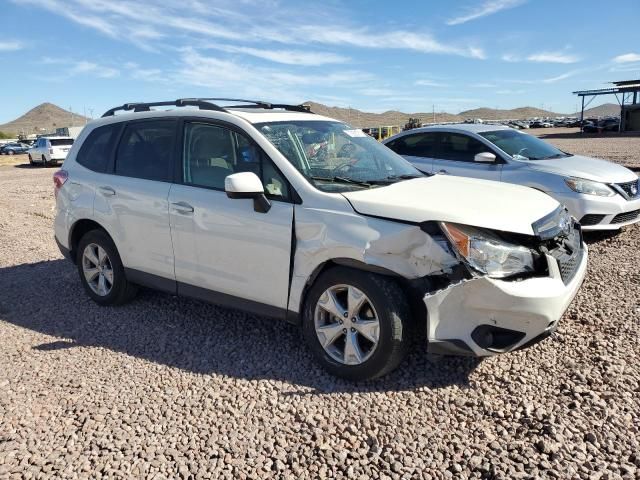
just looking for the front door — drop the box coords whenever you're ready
[168,121,294,313]
[431,132,503,181]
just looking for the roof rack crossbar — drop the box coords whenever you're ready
[186,98,312,113]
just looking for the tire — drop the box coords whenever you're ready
[41,155,47,167]
[7,150,14,155]
[28,154,34,165]
[302,266,412,381]
[76,229,138,306]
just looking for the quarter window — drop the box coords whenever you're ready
[183,122,290,200]
[76,124,119,173]
[115,120,176,182]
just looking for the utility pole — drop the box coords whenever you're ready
[432,104,435,123]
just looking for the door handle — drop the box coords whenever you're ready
[98,186,116,196]
[437,169,449,175]
[171,201,194,214]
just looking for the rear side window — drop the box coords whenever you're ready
[115,120,176,182]
[50,138,74,146]
[76,125,119,172]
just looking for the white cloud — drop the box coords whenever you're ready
[527,51,580,64]
[203,44,349,66]
[14,0,485,59]
[470,82,497,88]
[414,79,446,87]
[542,71,578,83]
[501,53,520,62]
[503,50,580,64]
[612,53,640,63]
[41,57,120,79]
[0,40,24,51]
[447,0,526,25]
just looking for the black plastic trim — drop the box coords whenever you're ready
[55,237,72,261]
[125,268,177,294]
[177,282,288,320]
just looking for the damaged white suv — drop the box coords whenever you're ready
[54,99,588,380]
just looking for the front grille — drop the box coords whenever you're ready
[616,179,639,198]
[579,214,605,226]
[611,209,640,224]
[546,224,584,285]
[558,249,583,284]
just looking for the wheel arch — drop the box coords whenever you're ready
[68,218,115,263]
[295,258,427,336]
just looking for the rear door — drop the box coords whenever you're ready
[385,131,439,174]
[168,120,294,313]
[431,132,503,181]
[92,119,177,283]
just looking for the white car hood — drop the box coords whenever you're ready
[342,176,559,236]
[526,154,637,183]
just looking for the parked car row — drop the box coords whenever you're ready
[0,142,30,155]
[52,98,631,380]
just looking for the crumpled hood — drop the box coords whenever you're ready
[526,154,637,183]
[342,176,559,236]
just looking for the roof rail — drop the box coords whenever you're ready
[102,98,313,118]
[101,99,226,117]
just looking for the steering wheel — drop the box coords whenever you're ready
[338,143,356,157]
[332,159,361,174]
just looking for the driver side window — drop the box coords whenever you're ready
[182,122,290,201]
[436,132,495,162]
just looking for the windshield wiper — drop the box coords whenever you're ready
[364,173,425,184]
[541,153,570,159]
[309,175,371,187]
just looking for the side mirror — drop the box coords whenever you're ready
[225,172,271,213]
[474,152,496,163]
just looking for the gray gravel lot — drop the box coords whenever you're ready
[1,133,639,479]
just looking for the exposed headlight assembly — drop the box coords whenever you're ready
[565,177,615,197]
[441,223,536,279]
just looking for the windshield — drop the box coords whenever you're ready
[255,121,423,192]
[479,130,569,160]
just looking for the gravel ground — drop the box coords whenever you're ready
[1,136,639,479]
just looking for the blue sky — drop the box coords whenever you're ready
[1,0,639,123]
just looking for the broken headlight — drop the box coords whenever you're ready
[440,223,535,278]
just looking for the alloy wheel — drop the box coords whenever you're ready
[314,284,380,365]
[81,243,114,296]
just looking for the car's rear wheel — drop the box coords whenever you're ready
[302,267,412,381]
[41,155,47,167]
[28,154,34,165]
[76,230,137,306]
[6,149,14,155]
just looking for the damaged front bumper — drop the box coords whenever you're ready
[423,245,588,356]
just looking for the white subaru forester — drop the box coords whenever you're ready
[53,98,588,380]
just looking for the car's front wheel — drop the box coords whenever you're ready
[302,267,412,381]
[76,229,137,306]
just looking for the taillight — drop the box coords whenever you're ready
[49,148,54,154]
[53,169,68,198]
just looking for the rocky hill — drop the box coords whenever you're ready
[306,102,573,126]
[0,103,89,136]
[458,106,569,120]
[577,103,620,118]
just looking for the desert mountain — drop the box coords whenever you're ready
[577,103,620,118]
[0,103,89,136]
